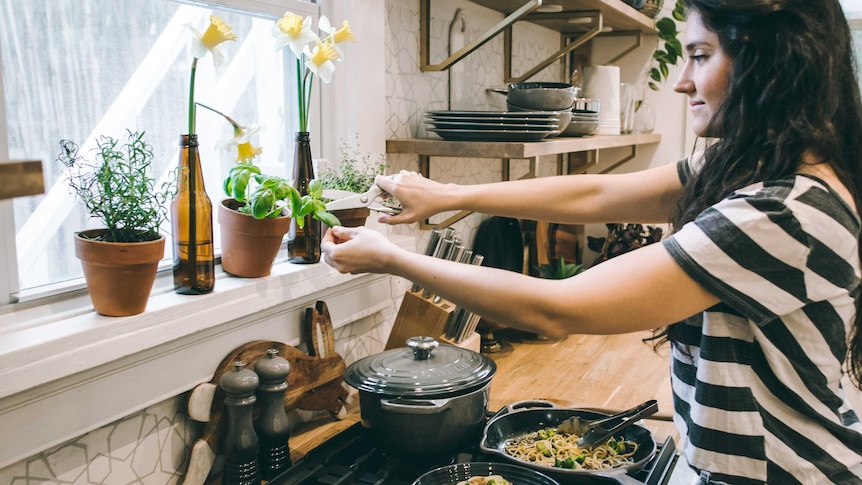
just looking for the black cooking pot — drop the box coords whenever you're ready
[344,336,497,458]
[479,401,656,484]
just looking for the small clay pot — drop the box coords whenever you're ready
[219,199,291,278]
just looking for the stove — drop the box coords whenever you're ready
[269,422,679,485]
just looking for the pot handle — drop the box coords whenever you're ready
[379,397,450,414]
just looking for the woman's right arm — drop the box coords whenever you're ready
[375,161,684,226]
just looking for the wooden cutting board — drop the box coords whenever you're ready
[182,300,348,485]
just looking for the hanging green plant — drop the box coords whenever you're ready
[648,0,685,91]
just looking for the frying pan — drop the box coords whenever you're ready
[479,401,657,484]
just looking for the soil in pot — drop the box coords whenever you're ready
[75,229,165,316]
[330,207,371,228]
[218,199,291,278]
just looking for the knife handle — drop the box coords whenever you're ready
[423,238,454,299]
[411,229,443,292]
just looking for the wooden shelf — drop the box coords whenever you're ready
[386,133,661,160]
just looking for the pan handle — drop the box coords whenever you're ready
[487,399,561,420]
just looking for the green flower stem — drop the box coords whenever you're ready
[305,74,314,131]
[196,102,241,128]
[189,57,198,134]
[296,57,306,132]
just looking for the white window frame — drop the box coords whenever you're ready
[0,0,395,469]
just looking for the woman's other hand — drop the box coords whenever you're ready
[374,170,450,224]
[321,225,400,274]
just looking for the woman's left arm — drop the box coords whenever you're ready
[323,226,719,338]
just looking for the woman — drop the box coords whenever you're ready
[322,0,862,482]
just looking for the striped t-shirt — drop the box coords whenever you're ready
[662,159,862,483]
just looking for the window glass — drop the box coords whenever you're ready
[1,0,301,292]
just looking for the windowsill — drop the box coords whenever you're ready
[0,233,415,469]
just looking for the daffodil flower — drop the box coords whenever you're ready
[303,39,339,83]
[187,15,237,67]
[187,15,237,134]
[222,124,263,163]
[272,12,318,59]
[272,11,355,131]
[319,17,356,61]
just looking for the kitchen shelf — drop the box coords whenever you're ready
[420,0,656,82]
[386,133,661,229]
[386,133,660,159]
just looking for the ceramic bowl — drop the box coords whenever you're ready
[507,82,575,111]
[561,120,599,137]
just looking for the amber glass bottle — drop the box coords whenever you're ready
[171,134,215,294]
[288,131,321,263]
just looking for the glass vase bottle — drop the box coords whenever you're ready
[288,131,321,264]
[171,134,215,294]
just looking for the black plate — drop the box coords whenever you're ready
[479,406,656,483]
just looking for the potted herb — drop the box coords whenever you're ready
[318,141,388,227]
[57,130,173,316]
[201,104,337,277]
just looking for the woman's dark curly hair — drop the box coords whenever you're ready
[655,0,862,386]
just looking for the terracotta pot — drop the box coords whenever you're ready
[329,207,371,228]
[218,199,291,277]
[74,229,165,317]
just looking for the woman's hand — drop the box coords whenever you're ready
[321,225,401,274]
[374,170,450,224]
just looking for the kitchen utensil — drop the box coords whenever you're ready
[344,336,497,458]
[561,120,599,137]
[412,229,444,292]
[414,462,561,485]
[507,82,575,111]
[480,400,656,482]
[323,185,401,215]
[557,399,658,445]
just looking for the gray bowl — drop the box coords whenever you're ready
[507,82,575,111]
[561,120,599,137]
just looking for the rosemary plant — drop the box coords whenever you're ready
[57,130,174,242]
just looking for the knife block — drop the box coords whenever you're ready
[385,289,457,350]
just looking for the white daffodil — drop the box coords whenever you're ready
[272,12,318,59]
[187,15,237,67]
[318,16,356,61]
[220,123,263,163]
[303,39,339,83]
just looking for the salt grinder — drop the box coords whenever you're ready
[254,348,292,479]
[220,361,261,485]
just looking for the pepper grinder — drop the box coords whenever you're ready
[254,349,292,479]
[220,361,260,485]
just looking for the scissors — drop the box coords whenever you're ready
[323,185,402,215]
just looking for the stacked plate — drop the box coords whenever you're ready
[425,110,561,142]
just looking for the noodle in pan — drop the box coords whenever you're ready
[503,427,638,470]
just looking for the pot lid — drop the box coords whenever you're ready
[344,336,496,397]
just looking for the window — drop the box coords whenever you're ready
[0,0,318,301]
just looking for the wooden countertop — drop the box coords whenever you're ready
[288,329,678,462]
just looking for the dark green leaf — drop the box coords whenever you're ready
[660,62,669,78]
[649,81,659,91]
[315,211,341,228]
[656,18,676,35]
[649,67,661,82]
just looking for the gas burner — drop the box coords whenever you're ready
[269,423,678,485]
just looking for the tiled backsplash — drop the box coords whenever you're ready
[0,1,562,483]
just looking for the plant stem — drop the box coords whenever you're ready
[305,74,314,131]
[196,102,242,128]
[296,57,306,132]
[189,57,199,135]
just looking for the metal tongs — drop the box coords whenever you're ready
[557,399,658,447]
[322,185,402,215]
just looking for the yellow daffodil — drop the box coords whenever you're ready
[272,12,318,59]
[303,39,339,83]
[188,15,237,67]
[319,17,356,61]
